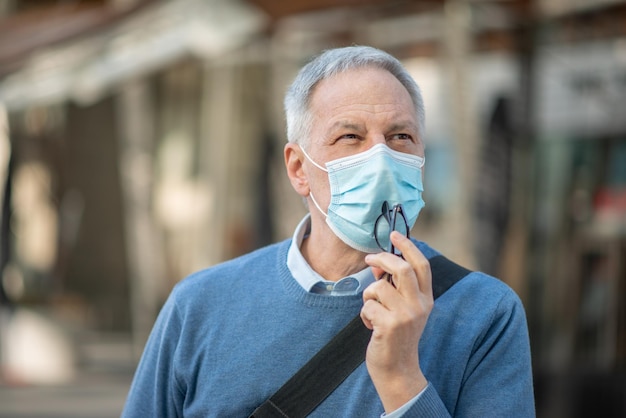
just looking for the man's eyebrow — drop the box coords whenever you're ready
[388,121,420,132]
[324,120,420,136]
[326,121,365,133]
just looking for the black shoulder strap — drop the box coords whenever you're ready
[429,254,472,301]
[250,254,471,418]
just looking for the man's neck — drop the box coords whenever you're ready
[300,219,368,282]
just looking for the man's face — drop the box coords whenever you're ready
[302,67,425,213]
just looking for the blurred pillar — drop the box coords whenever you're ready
[116,81,166,358]
[500,1,537,303]
[198,57,270,267]
[473,97,514,277]
[0,103,11,298]
[267,39,312,241]
[0,102,11,371]
[512,0,540,346]
[441,0,479,268]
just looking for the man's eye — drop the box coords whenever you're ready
[339,134,359,140]
[391,133,412,141]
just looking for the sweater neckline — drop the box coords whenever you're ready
[276,240,366,310]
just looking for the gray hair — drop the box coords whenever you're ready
[284,45,425,148]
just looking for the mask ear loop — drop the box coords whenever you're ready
[299,145,328,172]
[299,145,329,218]
[308,192,328,219]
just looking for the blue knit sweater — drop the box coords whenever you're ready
[122,239,535,417]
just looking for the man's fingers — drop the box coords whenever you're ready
[360,299,382,330]
[366,242,421,297]
[364,277,398,305]
[389,231,433,298]
[370,265,386,281]
[367,252,417,295]
[361,282,394,329]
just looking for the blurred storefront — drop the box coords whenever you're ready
[529,34,626,416]
[0,0,625,416]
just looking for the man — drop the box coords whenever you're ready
[122,45,535,417]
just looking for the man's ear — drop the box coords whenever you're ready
[284,142,309,197]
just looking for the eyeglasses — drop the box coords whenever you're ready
[373,201,410,286]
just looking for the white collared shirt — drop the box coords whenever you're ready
[286,214,375,295]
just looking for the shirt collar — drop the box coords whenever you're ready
[287,214,375,295]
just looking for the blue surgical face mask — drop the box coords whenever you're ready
[302,143,425,253]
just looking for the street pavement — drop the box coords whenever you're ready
[0,333,135,418]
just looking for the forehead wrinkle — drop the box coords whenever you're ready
[325,101,411,124]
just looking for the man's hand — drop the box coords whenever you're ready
[360,231,434,413]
